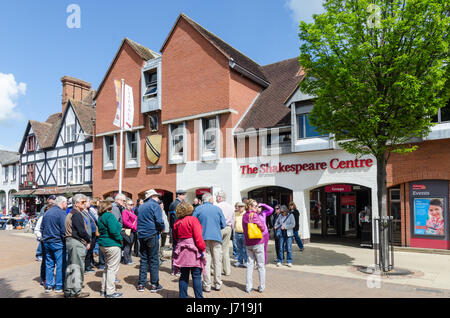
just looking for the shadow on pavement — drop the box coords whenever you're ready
[0,278,31,298]
[222,278,246,291]
[269,246,355,266]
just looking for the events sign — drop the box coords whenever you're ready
[410,180,448,239]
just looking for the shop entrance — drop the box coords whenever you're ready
[310,184,372,241]
[138,190,173,212]
[247,186,293,207]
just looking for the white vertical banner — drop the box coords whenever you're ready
[123,84,134,130]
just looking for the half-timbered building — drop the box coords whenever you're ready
[15,76,95,214]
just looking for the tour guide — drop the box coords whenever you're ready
[136,189,165,293]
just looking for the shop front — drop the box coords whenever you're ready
[387,139,450,250]
[178,150,379,245]
[309,184,372,241]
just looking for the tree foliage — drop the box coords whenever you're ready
[298,0,449,160]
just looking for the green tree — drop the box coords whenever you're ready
[298,0,449,270]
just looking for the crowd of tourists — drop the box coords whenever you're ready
[33,189,305,298]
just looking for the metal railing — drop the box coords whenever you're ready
[373,216,394,272]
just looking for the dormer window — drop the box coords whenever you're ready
[143,70,157,99]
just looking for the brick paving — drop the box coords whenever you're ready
[1,230,449,299]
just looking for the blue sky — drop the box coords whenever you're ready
[0,0,324,152]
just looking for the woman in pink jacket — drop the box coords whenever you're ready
[121,199,137,265]
[256,202,274,264]
[242,199,268,293]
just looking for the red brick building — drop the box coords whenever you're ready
[93,38,176,207]
[387,138,450,249]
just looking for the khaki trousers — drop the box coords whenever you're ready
[203,240,223,291]
[221,226,232,275]
[64,237,86,297]
[100,246,121,295]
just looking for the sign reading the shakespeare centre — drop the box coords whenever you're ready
[240,158,374,175]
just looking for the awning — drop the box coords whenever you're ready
[13,185,92,197]
[13,189,36,197]
[34,185,93,196]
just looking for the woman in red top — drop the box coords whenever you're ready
[172,201,206,298]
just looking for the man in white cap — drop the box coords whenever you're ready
[136,189,165,293]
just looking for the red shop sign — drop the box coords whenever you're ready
[156,190,165,196]
[325,184,352,193]
[196,188,211,196]
[341,195,356,206]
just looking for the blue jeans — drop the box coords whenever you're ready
[43,241,66,289]
[39,242,46,284]
[36,242,42,258]
[293,230,304,249]
[138,235,160,286]
[179,267,203,298]
[0,219,7,230]
[234,232,247,264]
[278,233,293,264]
[232,231,238,259]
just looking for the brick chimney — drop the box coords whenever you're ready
[61,76,92,113]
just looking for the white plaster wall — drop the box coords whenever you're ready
[177,149,379,242]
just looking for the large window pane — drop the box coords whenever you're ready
[171,124,184,155]
[305,114,322,137]
[298,115,304,139]
[203,118,216,152]
[441,102,450,122]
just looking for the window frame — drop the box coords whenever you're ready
[65,123,76,143]
[103,135,117,171]
[125,130,140,169]
[3,165,8,182]
[26,164,35,182]
[72,155,83,184]
[297,113,325,139]
[57,159,67,186]
[199,116,220,162]
[168,122,186,164]
[143,70,158,98]
[27,135,36,152]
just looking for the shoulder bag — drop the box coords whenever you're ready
[247,212,263,239]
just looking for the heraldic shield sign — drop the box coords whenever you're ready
[146,135,162,164]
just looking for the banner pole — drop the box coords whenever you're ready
[119,79,125,194]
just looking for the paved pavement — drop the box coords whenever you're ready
[1,230,449,298]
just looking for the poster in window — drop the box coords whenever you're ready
[414,198,445,236]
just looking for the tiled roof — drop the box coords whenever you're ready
[0,150,20,165]
[237,58,304,130]
[29,120,53,148]
[71,99,95,136]
[25,87,95,150]
[94,38,160,100]
[161,13,269,85]
[125,38,160,61]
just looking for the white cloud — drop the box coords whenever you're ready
[285,0,325,25]
[0,73,26,121]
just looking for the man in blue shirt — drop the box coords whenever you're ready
[41,196,68,293]
[193,192,226,292]
[136,189,165,293]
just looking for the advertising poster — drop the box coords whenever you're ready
[410,180,448,239]
[414,198,445,236]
